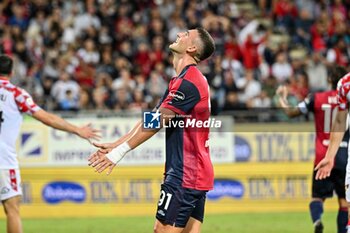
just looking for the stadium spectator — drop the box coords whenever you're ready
[306,52,328,92]
[236,69,262,103]
[50,71,80,110]
[326,36,350,67]
[293,9,313,50]
[273,0,298,33]
[272,52,293,84]
[77,39,100,65]
[113,87,131,111]
[95,48,118,78]
[289,71,310,101]
[145,70,167,98]
[0,0,348,119]
[129,88,148,111]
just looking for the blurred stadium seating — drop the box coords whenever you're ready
[0,0,348,222]
[1,0,348,120]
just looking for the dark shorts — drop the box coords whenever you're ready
[312,168,346,199]
[155,182,207,228]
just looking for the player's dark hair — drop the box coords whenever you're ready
[196,28,215,61]
[0,54,13,76]
[329,65,348,90]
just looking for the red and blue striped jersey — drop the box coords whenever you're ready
[158,65,214,191]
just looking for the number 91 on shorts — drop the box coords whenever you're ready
[155,183,207,228]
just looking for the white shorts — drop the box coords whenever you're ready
[0,169,22,201]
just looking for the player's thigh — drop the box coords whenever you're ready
[155,183,207,229]
[312,170,334,199]
[153,219,184,233]
[183,191,206,233]
[0,169,22,202]
[2,195,21,215]
[182,217,202,233]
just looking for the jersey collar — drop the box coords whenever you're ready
[178,64,196,79]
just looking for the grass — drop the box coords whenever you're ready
[0,212,339,233]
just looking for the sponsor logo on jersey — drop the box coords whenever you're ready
[168,91,185,101]
[42,181,86,204]
[207,179,244,200]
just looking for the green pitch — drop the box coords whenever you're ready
[0,212,338,233]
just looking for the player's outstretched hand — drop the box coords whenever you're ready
[77,123,101,142]
[314,157,334,180]
[88,149,116,175]
[88,142,130,175]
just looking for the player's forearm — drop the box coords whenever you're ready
[106,122,157,164]
[127,127,159,149]
[43,113,79,135]
[127,107,175,149]
[325,131,345,159]
[125,107,174,150]
[325,111,347,159]
[112,121,142,147]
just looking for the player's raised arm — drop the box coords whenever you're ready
[276,85,303,117]
[315,110,348,179]
[32,109,100,141]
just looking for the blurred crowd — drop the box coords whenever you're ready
[1,0,350,116]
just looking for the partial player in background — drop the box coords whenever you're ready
[276,65,349,233]
[88,28,215,233]
[0,54,100,233]
[315,70,350,233]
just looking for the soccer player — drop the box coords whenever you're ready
[276,65,349,233]
[88,28,215,233]
[315,70,350,233]
[0,54,100,233]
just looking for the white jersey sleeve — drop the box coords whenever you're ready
[0,79,41,169]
